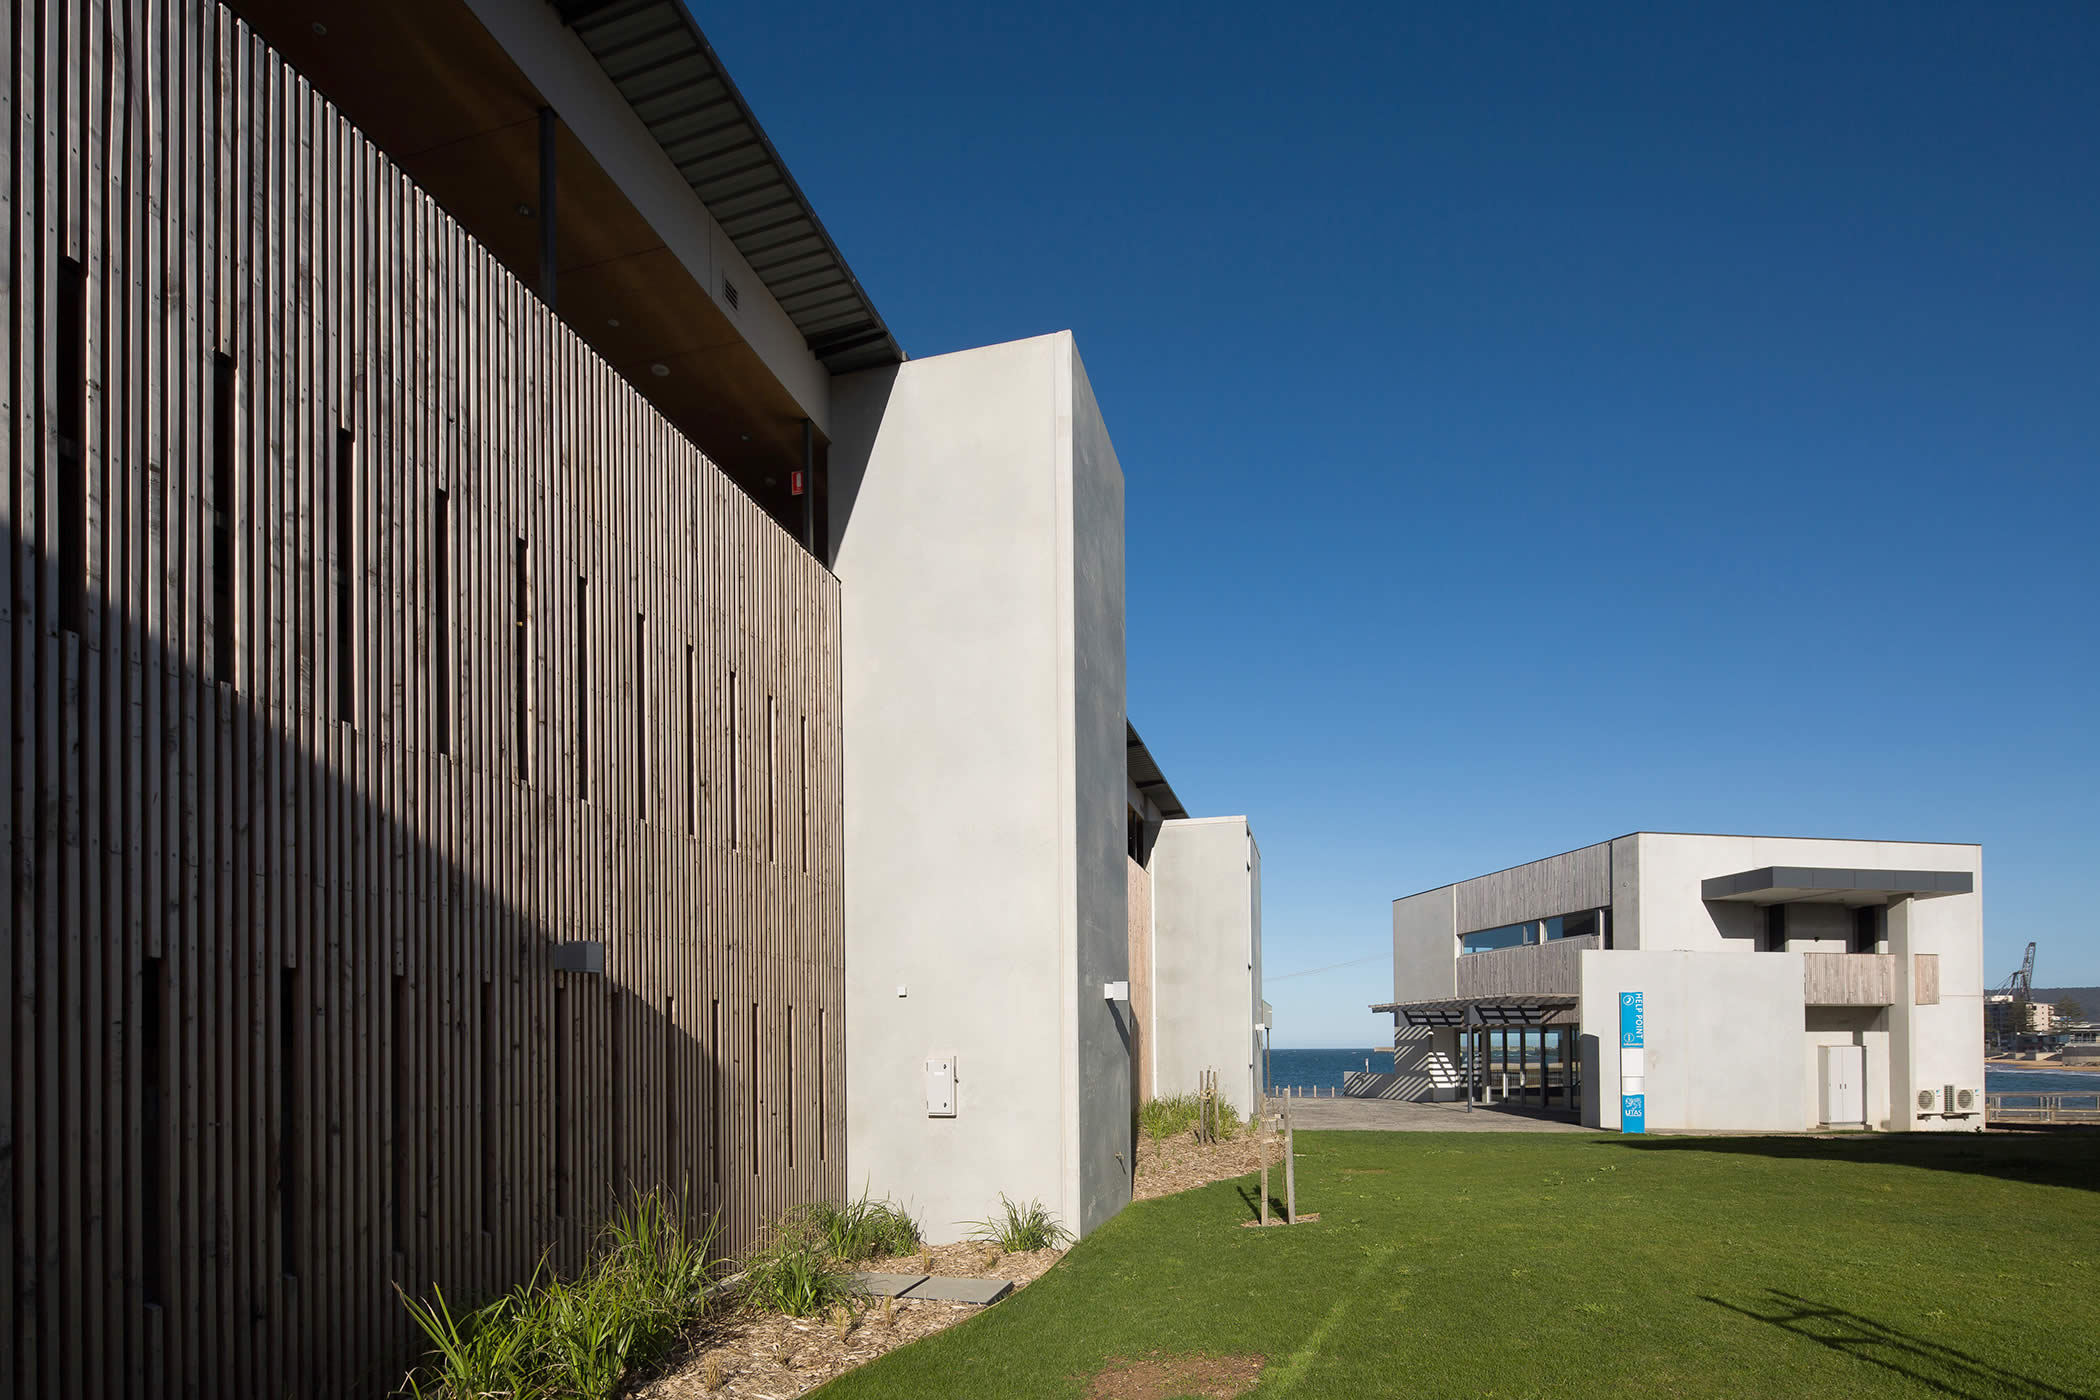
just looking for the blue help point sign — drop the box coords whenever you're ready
[1619,990,1647,1134]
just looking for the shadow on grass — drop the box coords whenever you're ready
[1705,1290,2094,1400]
[1598,1132,2099,1193]
[1232,1183,1287,1223]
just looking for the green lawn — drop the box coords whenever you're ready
[813,1131,2100,1399]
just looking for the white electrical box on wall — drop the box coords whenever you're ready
[925,1053,957,1117]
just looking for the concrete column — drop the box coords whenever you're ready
[1887,895,1919,1130]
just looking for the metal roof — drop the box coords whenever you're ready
[1369,995,1576,1027]
[558,0,903,374]
[1125,723,1189,821]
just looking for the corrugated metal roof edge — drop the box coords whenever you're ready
[566,0,905,373]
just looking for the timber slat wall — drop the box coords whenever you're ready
[4,3,847,1396]
[1452,933,1599,1000]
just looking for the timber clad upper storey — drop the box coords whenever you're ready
[6,1,848,1397]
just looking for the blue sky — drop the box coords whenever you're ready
[699,1,2099,1044]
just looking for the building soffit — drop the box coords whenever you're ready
[1125,723,1190,822]
[558,0,904,375]
[1702,867,1975,905]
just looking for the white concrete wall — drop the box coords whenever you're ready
[1888,892,1987,1132]
[830,332,1130,1241]
[468,0,831,430]
[1579,950,1810,1132]
[1149,818,1261,1120]
[1626,833,1978,953]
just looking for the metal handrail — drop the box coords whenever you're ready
[1985,1091,2100,1123]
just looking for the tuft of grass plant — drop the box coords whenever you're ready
[966,1195,1072,1253]
[739,1219,865,1318]
[395,1188,720,1400]
[799,1187,922,1262]
[1139,1093,1242,1142]
[1138,1092,1201,1141]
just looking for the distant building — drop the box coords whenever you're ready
[1129,787,1265,1123]
[1367,833,1984,1133]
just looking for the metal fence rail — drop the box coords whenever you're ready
[1986,1092,2100,1124]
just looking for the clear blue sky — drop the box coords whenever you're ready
[699,1,2099,1045]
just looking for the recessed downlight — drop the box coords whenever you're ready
[650,363,670,377]
[607,317,621,328]
[311,21,327,36]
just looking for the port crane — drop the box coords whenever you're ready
[1988,942,2038,1050]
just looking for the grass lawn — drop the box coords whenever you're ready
[813,1131,2100,1399]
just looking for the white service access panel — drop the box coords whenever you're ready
[1819,1044,1866,1126]
[925,1053,957,1117]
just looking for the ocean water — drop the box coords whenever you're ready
[1265,1049,2097,1099]
[1265,1048,1386,1095]
[1985,1065,2100,1096]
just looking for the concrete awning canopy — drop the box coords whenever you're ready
[1700,867,1974,905]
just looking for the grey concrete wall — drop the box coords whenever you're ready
[830,332,1130,1241]
[1067,351,1133,1235]
[1388,886,1458,1099]
[1392,885,1458,1003]
[1150,818,1261,1120]
[1610,834,1640,947]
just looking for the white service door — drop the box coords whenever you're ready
[1819,1044,1866,1124]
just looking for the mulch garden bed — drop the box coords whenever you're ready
[633,1129,1270,1397]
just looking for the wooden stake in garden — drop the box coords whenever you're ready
[1259,1092,1271,1227]
[1283,1085,1298,1225]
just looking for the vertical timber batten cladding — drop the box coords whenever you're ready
[4,2,847,1397]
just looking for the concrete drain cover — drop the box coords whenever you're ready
[901,1276,1014,1305]
[849,1272,928,1297]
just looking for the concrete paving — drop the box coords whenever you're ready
[1282,1096,1596,1133]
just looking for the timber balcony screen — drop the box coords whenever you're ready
[1453,933,1600,1000]
[4,3,846,1397]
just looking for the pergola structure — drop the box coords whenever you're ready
[1371,996,1580,1114]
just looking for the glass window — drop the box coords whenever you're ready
[1460,922,1534,955]
[1460,907,1612,955]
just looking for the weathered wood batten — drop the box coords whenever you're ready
[3,3,846,1395]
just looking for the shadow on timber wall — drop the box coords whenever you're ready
[8,522,841,1400]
